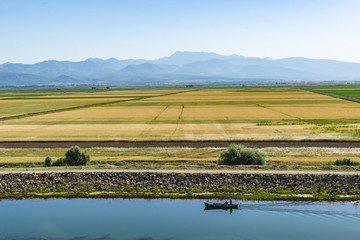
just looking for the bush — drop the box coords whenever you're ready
[334,158,359,166]
[53,157,67,166]
[65,146,90,166]
[218,144,266,165]
[45,146,90,167]
[44,156,53,167]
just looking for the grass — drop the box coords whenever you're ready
[319,90,360,98]
[257,119,360,126]
[303,85,360,100]
[0,147,360,171]
[2,191,360,201]
[1,86,360,141]
[334,158,360,166]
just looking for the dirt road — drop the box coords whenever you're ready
[1,140,360,148]
[0,169,359,175]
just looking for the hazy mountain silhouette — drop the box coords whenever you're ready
[120,63,167,75]
[1,51,360,86]
[0,72,50,86]
[155,51,236,65]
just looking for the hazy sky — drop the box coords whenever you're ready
[1,0,360,63]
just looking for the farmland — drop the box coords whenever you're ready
[1,85,360,200]
[1,86,360,141]
[303,85,360,99]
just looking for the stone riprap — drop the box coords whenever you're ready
[0,172,359,198]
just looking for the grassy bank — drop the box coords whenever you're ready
[0,147,359,172]
[2,187,360,202]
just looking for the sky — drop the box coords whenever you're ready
[1,0,360,64]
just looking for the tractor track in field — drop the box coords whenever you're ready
[1,140,360,148]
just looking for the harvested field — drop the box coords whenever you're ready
[1,86,360,141]
[0,98,135,118]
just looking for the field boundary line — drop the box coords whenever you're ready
[255,103,300,119]
[300,87,360,104]
[0,90,195,122]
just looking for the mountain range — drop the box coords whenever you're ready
[1,51,360,86]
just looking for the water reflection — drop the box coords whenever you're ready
[203,201,242,215]
[0,236,175,240]
[204,206,238,215]
[0,199,359,240]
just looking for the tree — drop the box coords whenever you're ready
[65,146,90,166]
[218,144,266,165]
[44,156,53,166]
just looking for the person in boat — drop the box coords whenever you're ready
[224,201,228,205]
[230,199,232,204]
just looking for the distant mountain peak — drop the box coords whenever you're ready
[85,58,105,62]
[157,51,229,66]
[1,51,360,86]
[120,63,165,75]
[171,50,221,55]
[106,57,119,62]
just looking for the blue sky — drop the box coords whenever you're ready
[1,0,360,63]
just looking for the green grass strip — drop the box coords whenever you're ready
[1,191,359,201]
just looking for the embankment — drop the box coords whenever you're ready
[1,172,360,201]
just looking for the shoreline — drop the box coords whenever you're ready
[0,171,359,201]
[2,192,359,202]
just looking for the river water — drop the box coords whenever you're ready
[0,199,359,240]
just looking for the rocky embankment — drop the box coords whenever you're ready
[0,172,359,200]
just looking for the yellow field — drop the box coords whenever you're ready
[0,98,137,118]
[1,87,360,141]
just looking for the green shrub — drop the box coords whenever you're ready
[218,144,266,165]
[44,146,90,167]
[53,157,67,166]
[65,146,90,166]
[44,156,53,167]
[334,158,359,166]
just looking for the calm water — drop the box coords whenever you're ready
[0,199,360,240]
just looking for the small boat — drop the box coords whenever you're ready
[204,202,239,209]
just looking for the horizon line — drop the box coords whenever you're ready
[1,51,360,65]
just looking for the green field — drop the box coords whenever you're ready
[303,84,360,98]
[1,86,360,141]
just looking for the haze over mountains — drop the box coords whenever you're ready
[1,51,360,86]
